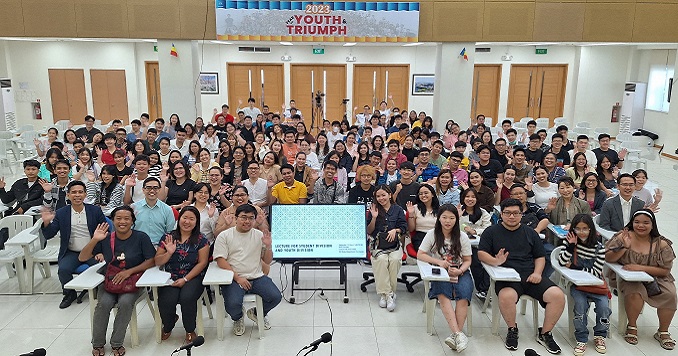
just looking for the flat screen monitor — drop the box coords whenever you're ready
[270,204,367,260]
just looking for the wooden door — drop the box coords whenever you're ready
[507,66,536,119]
[227,64,284,114]
[352,65,410,115]
[91,70,129,123]
[471,65,501,126]
[534,66,567,125]
[290,64,347,131]
[48,69,87,123]
[145,62,162,120]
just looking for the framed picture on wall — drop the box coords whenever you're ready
[199,72,219,94]
[412,74,435,96]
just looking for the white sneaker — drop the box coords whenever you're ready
[233,318,245,336]
[445,334,457,350]
[386,293,396,312]
[455,331,469,352]
[378,294,387,308]
[246,307,271,330]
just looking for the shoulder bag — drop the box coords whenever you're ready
[103,232,143,294]
[642,238,662,297]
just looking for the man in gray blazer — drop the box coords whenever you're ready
[599,174,645,232]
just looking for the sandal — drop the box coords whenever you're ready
[654,330,676,350]
[624,325,638,345]
[91,346,105,356]
[112,346,126,356]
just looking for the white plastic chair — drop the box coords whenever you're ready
[0,140,15,174]
[514,122,527,129]
[520,117,534,123]
[554,117,567,126]
[0,215,34,293]
[536,118,550,129]
[576,122,591,129]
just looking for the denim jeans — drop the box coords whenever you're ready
[221,275,282,321]
[571,287,611,342]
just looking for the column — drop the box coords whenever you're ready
[157,40,202,121]
[431,43,475,129]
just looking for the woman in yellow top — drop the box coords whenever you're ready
[190,148,218,183]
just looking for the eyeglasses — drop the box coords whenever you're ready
[144,186,160,191]
[619,183,635,187]
[237,215,255,221]
[247,167,259,170]
[501,211,522,217]
[574,228,590,233]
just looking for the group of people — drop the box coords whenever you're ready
[0,104,674,355]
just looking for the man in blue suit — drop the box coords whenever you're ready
[41,180,107,309]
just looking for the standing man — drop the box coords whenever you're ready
[214,204,282,336]
[213,104,235,124]
[75,115,102,143]
[354,105,371,127]
[41,181,107,309]
[270,164,308,204]
[0,159,44,215]
[283,100,303,119]
[281,130,299,166]
[478,198,565,354]
[130,177,175,246]
[238,98,262,120]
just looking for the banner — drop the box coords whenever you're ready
[216,1,419,43]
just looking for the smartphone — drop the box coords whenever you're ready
[432,268,441,275]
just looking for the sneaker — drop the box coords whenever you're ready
[593,336,606,354]
[455,331,469,352]
[445,334,457,350]
[475,291,487,301]
[386,293,396,312]
[59,291,77,309]
[246,307,271,330]
[574,342,587,356]
[537,327,562,354]
[233,318,245,336]
[505,325,519,350]
[378,294,387,308]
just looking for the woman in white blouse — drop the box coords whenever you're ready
[529,166,558,209]
[406,184,439,251]
[190,183,218,244]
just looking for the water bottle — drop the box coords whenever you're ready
[418,175,423,183]
[453,176,459,189]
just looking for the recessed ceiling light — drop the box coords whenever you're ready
[343,43,356,47]
[280,42,293,46]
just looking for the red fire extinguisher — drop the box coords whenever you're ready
[33,99,42,120]
[611,102,620,123]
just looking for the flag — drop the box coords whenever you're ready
[170,43,178,57]
[459,47,468,61]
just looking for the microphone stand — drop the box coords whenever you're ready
[302,345,318,356]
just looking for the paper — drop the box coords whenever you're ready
[559,269,604,285]
[482,263,521,281]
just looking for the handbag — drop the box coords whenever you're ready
[103,232,142,294]
[573,247,609,295]
[374,231,399,251]
[642,239,663,297]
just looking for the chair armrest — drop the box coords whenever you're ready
[481,262,521,282]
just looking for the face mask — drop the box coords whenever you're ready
[333,127,340,133]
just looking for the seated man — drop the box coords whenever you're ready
[41,181,107,309]
[0,159,44,215]
[478,198,565,354]
[270,164,308,204]
[599,173,645,232]
[213,204,282,336]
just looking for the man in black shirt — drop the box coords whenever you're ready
[592,133,627,169]
[475,145,504,191]
[478,198,564,354]
[524,134,544,166]
[75,115,101,143]
[0,160,44,215]
[548,133,571,168]
[491,138,510,167]
[389,161,419,210]
[555,125,575,151]
[239,116,256,142]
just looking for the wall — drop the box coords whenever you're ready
[638,49,678,149]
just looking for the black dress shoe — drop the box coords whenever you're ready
[59,292,77,309]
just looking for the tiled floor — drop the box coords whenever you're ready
[0,144,677,355]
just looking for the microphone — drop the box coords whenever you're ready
[174,335,205,352]
[309,332,332,347]
[525,349,542,356]
[19,349,46,356]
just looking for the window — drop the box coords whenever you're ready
[646,50,675,113]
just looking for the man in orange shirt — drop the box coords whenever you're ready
[281,129,299,165]
[387,123,410,146]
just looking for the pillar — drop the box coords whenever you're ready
[431,43,475,129]
[157,40,202,121]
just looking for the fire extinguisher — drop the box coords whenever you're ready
[611,102,620,123]
[34,99,42,120]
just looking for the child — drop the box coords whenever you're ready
[557,213,610,356]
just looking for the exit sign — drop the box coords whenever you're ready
[153,45,158,52]
[313,48,325,55]
[535,48,548,55]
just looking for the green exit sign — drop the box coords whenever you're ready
[313,48,325,55]
[153,45,158,52]
[536,48,548,55]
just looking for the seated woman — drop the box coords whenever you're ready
[565,152,591,187]
[72,148,101,183]
[596,155,618,190]
[460,188,493,300]
[406,184,439,251]
[576,172,607,215]
[557,214,610,356]
[183,140,202,166]
[39,147,66,181]
[191,148,219,184]
[605,209,676,350]
[155,206,210,344]
[530,166,558,209]
[545,176,591,230]
[367,185,407,312]
[495,165,518,205]
[377,158,401,186]
[632,169,662,211]
[160,161,196,211]
[416,204,472,352]
[191,183,219,244]
[459,170,495,213]
[79,206,156,356]
[435,169,460,206]
[293,151,318,196]
[85,165,125,216]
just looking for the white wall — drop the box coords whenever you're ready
[637,49,678,149]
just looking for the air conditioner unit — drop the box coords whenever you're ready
[0,79,16,131]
